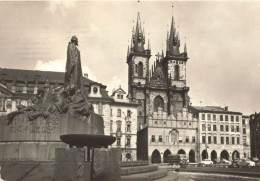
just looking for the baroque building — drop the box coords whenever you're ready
[127,13,198,163]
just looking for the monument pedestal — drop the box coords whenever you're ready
[54,148,91,181]
[54,147,121,181]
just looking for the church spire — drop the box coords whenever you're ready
[167,16,180,56]
[184,43,187,54]
[132,12,145,52]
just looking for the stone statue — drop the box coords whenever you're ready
[5,36,94,124]
[64,35,83,90]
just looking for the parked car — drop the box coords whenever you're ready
[233,159,256,168]
[200,159,213,166]
[220,158,232,165]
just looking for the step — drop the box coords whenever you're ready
[153,171,190,181]
[121,160,149,167]
[121,164,158,175]
[121,168,168,181]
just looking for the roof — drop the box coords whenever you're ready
[0,68,101,86]
[190,106,242,115]
[0,67,110,98]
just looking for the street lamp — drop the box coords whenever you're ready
[255,123,260,158]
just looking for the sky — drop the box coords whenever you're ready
[0,1,260,115]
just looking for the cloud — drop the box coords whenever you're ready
[34,59,97,81]
[47,1,76,16]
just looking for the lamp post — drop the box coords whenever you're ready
[255,123,260,158]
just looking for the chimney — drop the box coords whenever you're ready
[224,106,228,111]
[84,73,88,78]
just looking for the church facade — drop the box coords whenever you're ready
[127,13,199,163]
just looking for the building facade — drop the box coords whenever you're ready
[190,106,251,161]
[127,13,199,163]
[249,113,260,159]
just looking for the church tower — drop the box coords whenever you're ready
[163,16,190,115]
[127,12,151,126]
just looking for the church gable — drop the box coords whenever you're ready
[149,58,167,86]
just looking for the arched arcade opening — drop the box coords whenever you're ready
[151,149,161,163]
[177,149,186,154]
[163,149,172,163]
[189,150,195,163]
[211,150,217,162]
[201,150,208,160]
[220,150,229,160]
[232,150,240,160]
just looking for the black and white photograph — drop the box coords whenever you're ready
[0,1,259,181]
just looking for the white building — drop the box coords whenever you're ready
[89,86,138,161]
[190,106,251,162]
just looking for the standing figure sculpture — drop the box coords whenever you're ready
[65,35,83,90]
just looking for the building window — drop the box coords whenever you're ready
[110,120,113,133]
[186,136,189,143]
[214,136,217,144]
[236,126,240,132]
[236,116,239,122]
[154,96,164,112]
[213,114,216,121]
[117,109,121,117]
[174,65,180,80]
[138,62,143,78]
[192,136,195,143]
[116,138,121,146]
[226,125,229,132]
[202,114,205,120]
[232,137,235,144]
[151,135,155,142]
[202,136,206,144]
[127,124,131,132]
[231,116,234,122]
[220,115,223,121]
[207,114,211,120]
[221,137,224,144]
[159,135,163,142]
[242,119,245,125]
[226,137,229,144]
[208,136,211,144]
[243,128,246,134]
[126,137,131,146]
[202,124,205,131]
[179,136,183,143]
[208,124,211,131]
[225,115,228,121]
[127,110,131,117]
[213,125,217,131]
[243,137,246,145]
[231,125,234,132]
[117,122,121,131]
[220,125,224,131]
[237,137,240,144]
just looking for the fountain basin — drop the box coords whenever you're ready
[60,134,116,148]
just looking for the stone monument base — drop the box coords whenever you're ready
[54,147,120,181]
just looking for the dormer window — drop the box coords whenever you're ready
[93,87,98,94]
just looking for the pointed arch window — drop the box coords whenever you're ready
[138,62,143,78]
[174,65,180,80]
[154,96,164,112]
